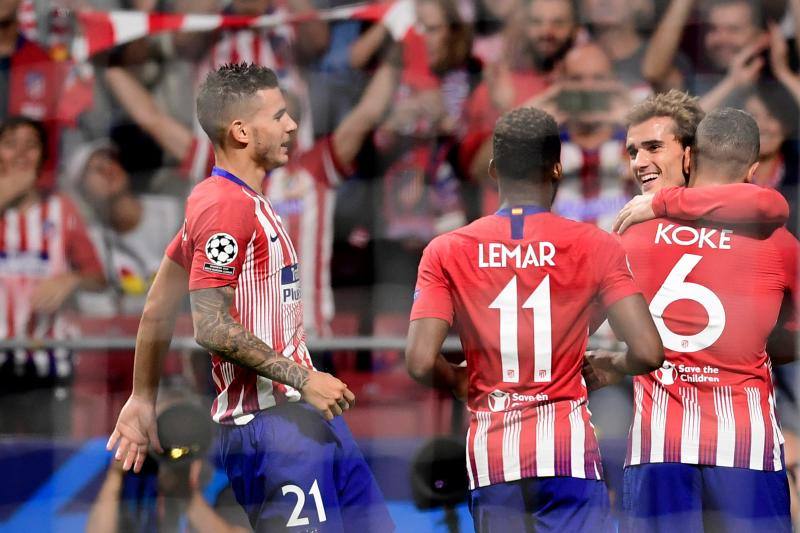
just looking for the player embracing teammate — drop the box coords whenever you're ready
[613,94,798,532]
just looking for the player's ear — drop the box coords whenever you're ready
[682,146,691,175]
[745,161,759,183]
[552,162,563,183]
[488,159,499,183]
[229,119,248,145]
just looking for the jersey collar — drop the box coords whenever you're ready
[211,166,259,194]
[495,205,549,217]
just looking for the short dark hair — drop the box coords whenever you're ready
[626,90,705,149]
[493,107,561,182]
[694,107,760,178]
[706,0,764,29]
[0,116,47,168]
[196,63,280,146]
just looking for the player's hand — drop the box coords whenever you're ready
[613,194,655,234]
[106,394,162,473]
[301,371,355,420]
[583,350,625,391]
[31,272,81,314]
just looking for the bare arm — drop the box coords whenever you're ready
[406,318,467,399]
[187,493,250,533]
[190,285,355,418]
[85,465,124,533]
[349,23,390,69]
[107,256,188,472]
[104,67,193,161]
[331,62,398,167]
[600,294,665,374]
[642,0,695,85]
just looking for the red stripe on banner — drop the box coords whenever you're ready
[219,14,260,29]
[77,12,116,57]
[147,12,186,33]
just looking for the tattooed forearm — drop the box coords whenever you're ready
[190,286,310,390]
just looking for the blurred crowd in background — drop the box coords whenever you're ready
[0,0,799,525]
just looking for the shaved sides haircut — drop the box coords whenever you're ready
[493,107,561,182]
[694,107,760,180]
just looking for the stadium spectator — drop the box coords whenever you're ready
[64,139,183,315]
[581,0,687,99]
[641,0,770,109]
[522,43,634,229]
[0,0,66,188]
[0,116,104,436]
[370,0,480,316]
[461,0,579,212]
[104,59,395,335]
[471,0,522,65]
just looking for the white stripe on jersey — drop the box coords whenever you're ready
[48,197,64,272]
[569,400,586,478]
[768,392,784,470]
[25,203,42,253]
[746,387,765,470]
[465,426,476,490]
[212,367,229,424]
[680,387,701,464]
[473,411,491,487]
[5,208,19,254]
[630,381,644,464]
[319,189,335,330]
[714,386,736,467]
[0,284,7,338]
[536,402,555,477]
[502,409,522,482]
[650,383,668,462]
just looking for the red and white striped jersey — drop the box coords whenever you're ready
[620,211,799,471]
[0,193,103,379]
[167,168,315,426]
[180,136,350,336]
[411,207,641,489]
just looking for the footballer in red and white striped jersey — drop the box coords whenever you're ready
[180,134,351,336]
[620,212,799,471]
[0,193,103,379]
[166,168,315,425]
[410,206,641,489]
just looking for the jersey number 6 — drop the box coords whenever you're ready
[649,253,726,352]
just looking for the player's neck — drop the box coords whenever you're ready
[213,152,266,193]
[497,184,553,211]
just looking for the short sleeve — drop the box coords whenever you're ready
[594,231,640,309]
[186,196,255,292]
[409,238,454,324]
[165,226,187,269]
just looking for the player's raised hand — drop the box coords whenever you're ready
[613,193,655,234]
[106,394,162,473]
[301,370,356,420]
[583,350,625,391]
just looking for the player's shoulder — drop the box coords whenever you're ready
[542,212,621,247]
[187,176,255,209]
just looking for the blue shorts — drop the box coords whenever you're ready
[468,477,612,533]
[622,463,791,533]
[218,402,394,532]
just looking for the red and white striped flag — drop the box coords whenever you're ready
[71,1,414,62]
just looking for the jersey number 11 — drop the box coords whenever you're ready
[489,275,552,384]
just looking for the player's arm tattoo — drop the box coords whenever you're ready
[189,286,310,390]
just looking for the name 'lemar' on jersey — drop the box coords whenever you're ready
[478,242,557,268]
[654,223,733,249]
